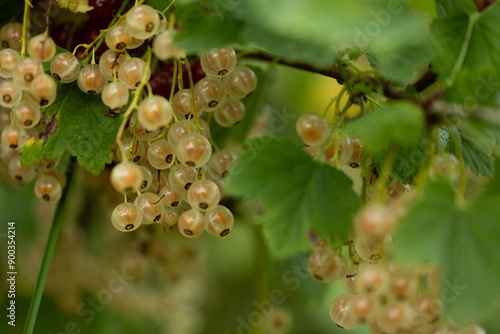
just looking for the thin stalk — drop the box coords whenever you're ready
[375,145,399,202]
[23,156,77,334]
[20,0,32,58]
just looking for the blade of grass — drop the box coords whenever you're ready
[23,156,78,334]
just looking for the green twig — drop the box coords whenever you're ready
[23,156,77,334]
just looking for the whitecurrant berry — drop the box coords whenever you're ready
[168,164,198,193]
[307,244,348,282]
[137,95,173,131]
[186,179,220,211]
[50,52,80,83]
[224,66,258,98]
[122,139,146,163]
[207,149,236,179]
[27,32,56,62]
[205,205,234,238]
[33,155,61,171]
[329,294,361,330]
[178,209,205,238]
[12,57,44,90]
[77,64,107,95]
[152,30,186,61]
[172,89,204,120]
[0,48,20,78]
[161,208,178,228]
[138,165,153,192]
[111,203,143,232]
[176,133,212,168]
[200,46,237,77]
[354,204,396,240]
[194,77,227,111]
[167,119,210,147]
[125,4,160,40]
[214,98,245,127]
[147,139,175,170]
[110,162,142,193]
[134,192,164,224]
[0,80,22,108]
[28,73,57,107]
[99,49,126,81]
[102,82,129,110]
[105,25,132,52]
[1,124,27,149]
[296,112,329,147]
[11,100,41,128]
[34,174,62,203]
[0,23,25,51]
[159,185,184,208]
[8,156,36,183]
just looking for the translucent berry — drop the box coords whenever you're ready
[152,30,186,61]
[137,95,173,131]
[460,324,486,334]
[102,81,130,110]
[390,271,419,301]
[351,294,379,323]
[28,73,57,107]
[200,46,237,77]
[355,234,391,263]
[355,263,390,296]
[138,165,153,192]
[110,161,142,193]
[167,119,210,147]
[161,208,178,228]
[27,32,56,62]
[8,156,36,183]
[347,138,363,168]
[224,66,258,98]
[378,302,415,333]
[194,77,227,111]
[134,192,164,224]
[34,174,62,203]
[168,164,198,193]
[12,57,44,90]
[176,133,212,168]
[354,204,396,240]
[127,37,144,50]
[0,80,22,108]
[77,64,107,94]
[134,117,161,141]
[208,149,236,179]
[147,139,175,170]
[429,153,460,185]
[0,48,20,78]
[1,124,27,149]
[111,203,143,232]
[12,100,41,128]
[99,49,126,81]
[125,4,160,40]
[159,185,184,208]
[50,52,80,83]
[296,112,329,147]
[307,244,348,282]
[214,98,245,127]
[172,89,204,120]
[342,266,359,295]
[33,155,61,171]
[205,205,234,238]
[155,10,167,34]
[119,57,149,89]
[178,209,205,238]
[0,23,25,51]
[329,294,360,330]
[104,25,132,52]
[123,139,146,163]
[186,179,220,211]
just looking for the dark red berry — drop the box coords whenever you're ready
[149,72,174,99]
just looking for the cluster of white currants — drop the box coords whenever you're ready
[296,112,364,168]
[0,22,67,203]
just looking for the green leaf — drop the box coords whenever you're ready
[0,0,23,26]
[432,2,500,105]
[226,138,361,257]
[460,131,494,177]
[21,83,121,175]
[394,180,500,322]
[342,101,425,153]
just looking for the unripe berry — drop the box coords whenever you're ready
[307,244,348,282]
[77,64,107,95]
[214,98,245,127]
[159,185,184,208]
[110,162,142,193]
[125,4,160,40]
[296,112,329,147]
[27,32,56,62]
[152,30,186,61]
[205,205,234,238]
[1,124,27,149]
[102,81,130,110]
[176,133,212,168]
[137,95,173,131]
[99,49,126,81]
[224,66,258,98]
[34,174,62,203]
[13,57,44,90]
[28,73,57,107]
[147,139,175,170]
[0,80,22,108]
[178,209,205,238]
[187,179,220,211]
[8,156,36,183]
[134,192,164,224]
[194,77,227,111]
[111,203,143,232]
[172,89,204,120]
[329,294,361,330]
[50,52,80,83]
[105,25,132,52]
[11,100,41,128]
[0,48,20,78]
[200,46,237,77]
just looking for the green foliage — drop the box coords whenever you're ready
[432,1,500,106]
[226,138,361,257]
[342,101,425,154]
[394,179,500,323]
[460,130,494,177]
[21,83,121,175]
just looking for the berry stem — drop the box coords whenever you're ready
[375,144,399,203]
[116,47,152,162]
[184,57,201,134]
[23,156,77,334]
[317,99,351,163]
[360,98,369,203]
[162,0,176,14]
[20,0,32,59]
